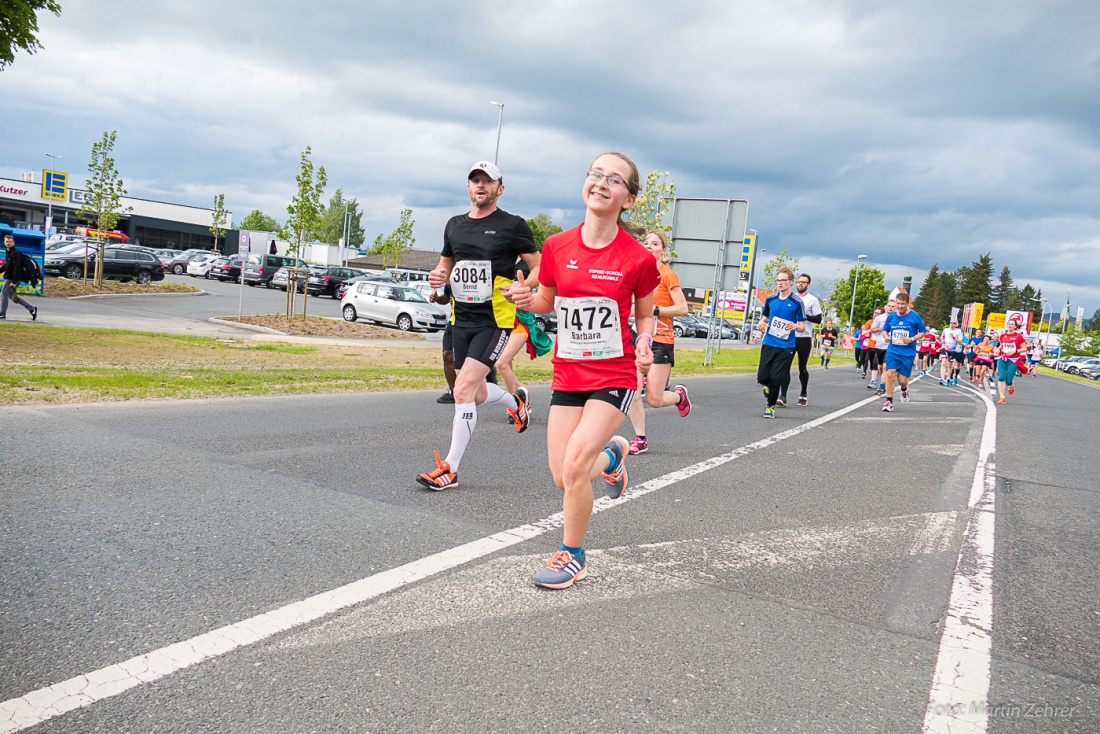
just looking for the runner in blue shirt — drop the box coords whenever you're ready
[755,267,806,418]
[880,291,926,412]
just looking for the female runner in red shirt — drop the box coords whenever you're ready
[507,152,660,589]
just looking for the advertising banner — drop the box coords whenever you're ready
[987,313,1005,331]
[1005,310,1032,335]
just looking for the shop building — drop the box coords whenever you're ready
[0,172,231,250]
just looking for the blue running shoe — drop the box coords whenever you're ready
[602,436,629,499]
[533,550,587,589]
[763,405,775,419]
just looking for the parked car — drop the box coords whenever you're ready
[1065,356,1099,375]
[152,248,183,267]
[1058,355,1095,373]
[341,281,448,332]
[45,245,165,284]
[271,265,319,292]
[186,252,221,278]
[208,256,244,283]
[306,267,369,299]
[167,249,212,275]
[243,253,297,288]
[1076,363,1100,380]
[46,238,89,252]
[46,233,84,247]
[335,274,389,300]
[533,310,557,334]
[672,314,707,338]
[44,242,100,277]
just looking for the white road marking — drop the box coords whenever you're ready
[1,389,951,733]
[280,511,961,649]
[923,384,997,733]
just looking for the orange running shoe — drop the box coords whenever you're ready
[416,450,458,490]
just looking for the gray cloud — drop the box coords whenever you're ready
[3,0,1097,314]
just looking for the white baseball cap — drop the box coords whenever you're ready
[468,161,502,181]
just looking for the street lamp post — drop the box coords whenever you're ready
[341,202,350,267]
[489,101,504,165]
[847,254,868,332]
[44,152,61,235]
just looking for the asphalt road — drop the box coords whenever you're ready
[1,297,1097,733]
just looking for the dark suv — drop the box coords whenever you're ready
[305,267,368,298]
[243,253,297,288]
[45,245,165,284]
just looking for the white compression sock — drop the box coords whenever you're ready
[482,382,517,409]
[444,402,477,470]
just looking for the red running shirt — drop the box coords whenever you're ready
[997,331,1027,360]
[539,224,660,392]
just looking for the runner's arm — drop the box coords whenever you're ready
[656,286,689,318]
[429,257,453,289]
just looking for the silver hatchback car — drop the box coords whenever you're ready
[341,281,448,332]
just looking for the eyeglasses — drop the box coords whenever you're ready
[776,277,791,282]
[797,280,809,285]
[586,170,629,188]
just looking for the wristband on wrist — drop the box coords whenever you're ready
[635,332,654,348]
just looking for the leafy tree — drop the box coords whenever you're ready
[282,146,327,264]
[1058,321,1094,358]
[370,208,416,268]
[989,265,1016,312]
[955,253,994,309]
[830,263,889,329]
[623,170,676,235]
[1,0,61,70]
[761,249,800,291]
[77,130,132,286]
[317,188,365,249]
[238,210,281,232]
[526,212,562,250]
[209,193,227,253]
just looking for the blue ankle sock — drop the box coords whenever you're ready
[561,543,584,557]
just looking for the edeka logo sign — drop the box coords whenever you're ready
[69,189,87,204]
[0,184,31,196]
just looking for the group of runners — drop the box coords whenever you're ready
[418,154,1043,590]
[418,153,693,590]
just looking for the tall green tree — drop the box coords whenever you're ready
[370,208,416,268]
[317,188,365,248]
[913,263,956,328]
[830,263,889,329]
[623,170,676,235]
[1086,307,1100,333]
[526,213,562,249]
[989,265,1016,312]
[1017,284,1041,323]
[955,253,994,309]
[282,146,327,264]
[77,130,132,286]
[209,193,227,253]
[1,0,61,70]
[238,210,281,232]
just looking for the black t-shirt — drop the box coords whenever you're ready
[442,208,537,329]
[819,327,839,347]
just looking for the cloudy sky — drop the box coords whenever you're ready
[4,0,1099,319]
